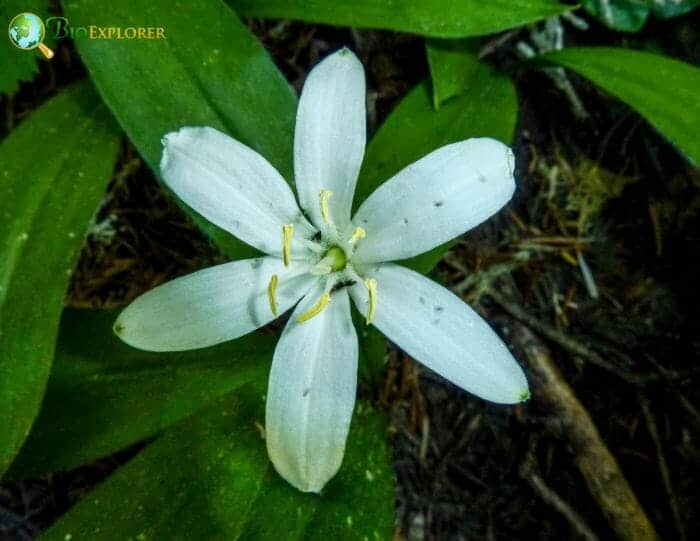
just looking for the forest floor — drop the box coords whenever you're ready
[2,11,700,541]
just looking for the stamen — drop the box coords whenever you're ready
[282,224,293,266]
[267,274,279,316]
[364,278,377,325]
[319,189,333,225]
[297,292,331,323]
[348,226,366,245]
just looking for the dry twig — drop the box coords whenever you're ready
[488,289,658,384]
[639,397,686,541]
[511,324,659,541]
[520,444,599,541]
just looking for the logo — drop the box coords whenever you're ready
[7,13,166,60]
[7,12,54,59]
[45,17,166,41]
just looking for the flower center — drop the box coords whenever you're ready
[269,188,377,324]
[325,246,347,271]
[311,245,346,275]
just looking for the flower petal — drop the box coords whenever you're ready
[350,264,529,403]
[161,126,316,258]
[352,138,515,263]
[266,283,358,493]
[294,48,366,233]
[114,257,317,352]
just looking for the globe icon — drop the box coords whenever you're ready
[8,12,53,58]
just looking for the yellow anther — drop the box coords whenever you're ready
[319,189,333,225]
[267,274,279,316]
[364,278,377,325]
[348,226,366,245]
[282,224,293,266]
[297,292,331,323]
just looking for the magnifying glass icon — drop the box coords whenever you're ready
[8,12,54,59]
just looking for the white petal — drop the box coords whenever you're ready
[115,257,317,352]
[350,264,529,403]
[161,126,316,258]
[294,48,366,233]
[266,283,358,493]
[352,138,515,263]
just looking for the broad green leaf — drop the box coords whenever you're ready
[649,0,699,19]
[61,0,298,258]
[8,309,275,479]
[229,0,573,38]
[354,311,387,397]
[42,386,394,540]
[540,47,700,165]
[582,0,698,30]
[0,82,120,477]
[357,68,517,273]
[0,0,55,96]
[581,0,650,32]
[426,39,481,109]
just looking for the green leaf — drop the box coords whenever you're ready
[229,0,572,38]
[426,39,482,109]
[648,0,699,19]
[581,0,650,32]
[0,82,120,477]
[0,0,55,96]
[356,64,517,273]
[540,47,700,165]
[42,386,394,540]
[354,311,387,397]
[8,309,275,479]
[61,0,298,258]
[580,0,699,33]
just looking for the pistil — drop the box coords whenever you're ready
[310,246,347,275]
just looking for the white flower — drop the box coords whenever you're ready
[114,48,529,493]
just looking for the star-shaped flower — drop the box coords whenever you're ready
[114,48,529,493]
